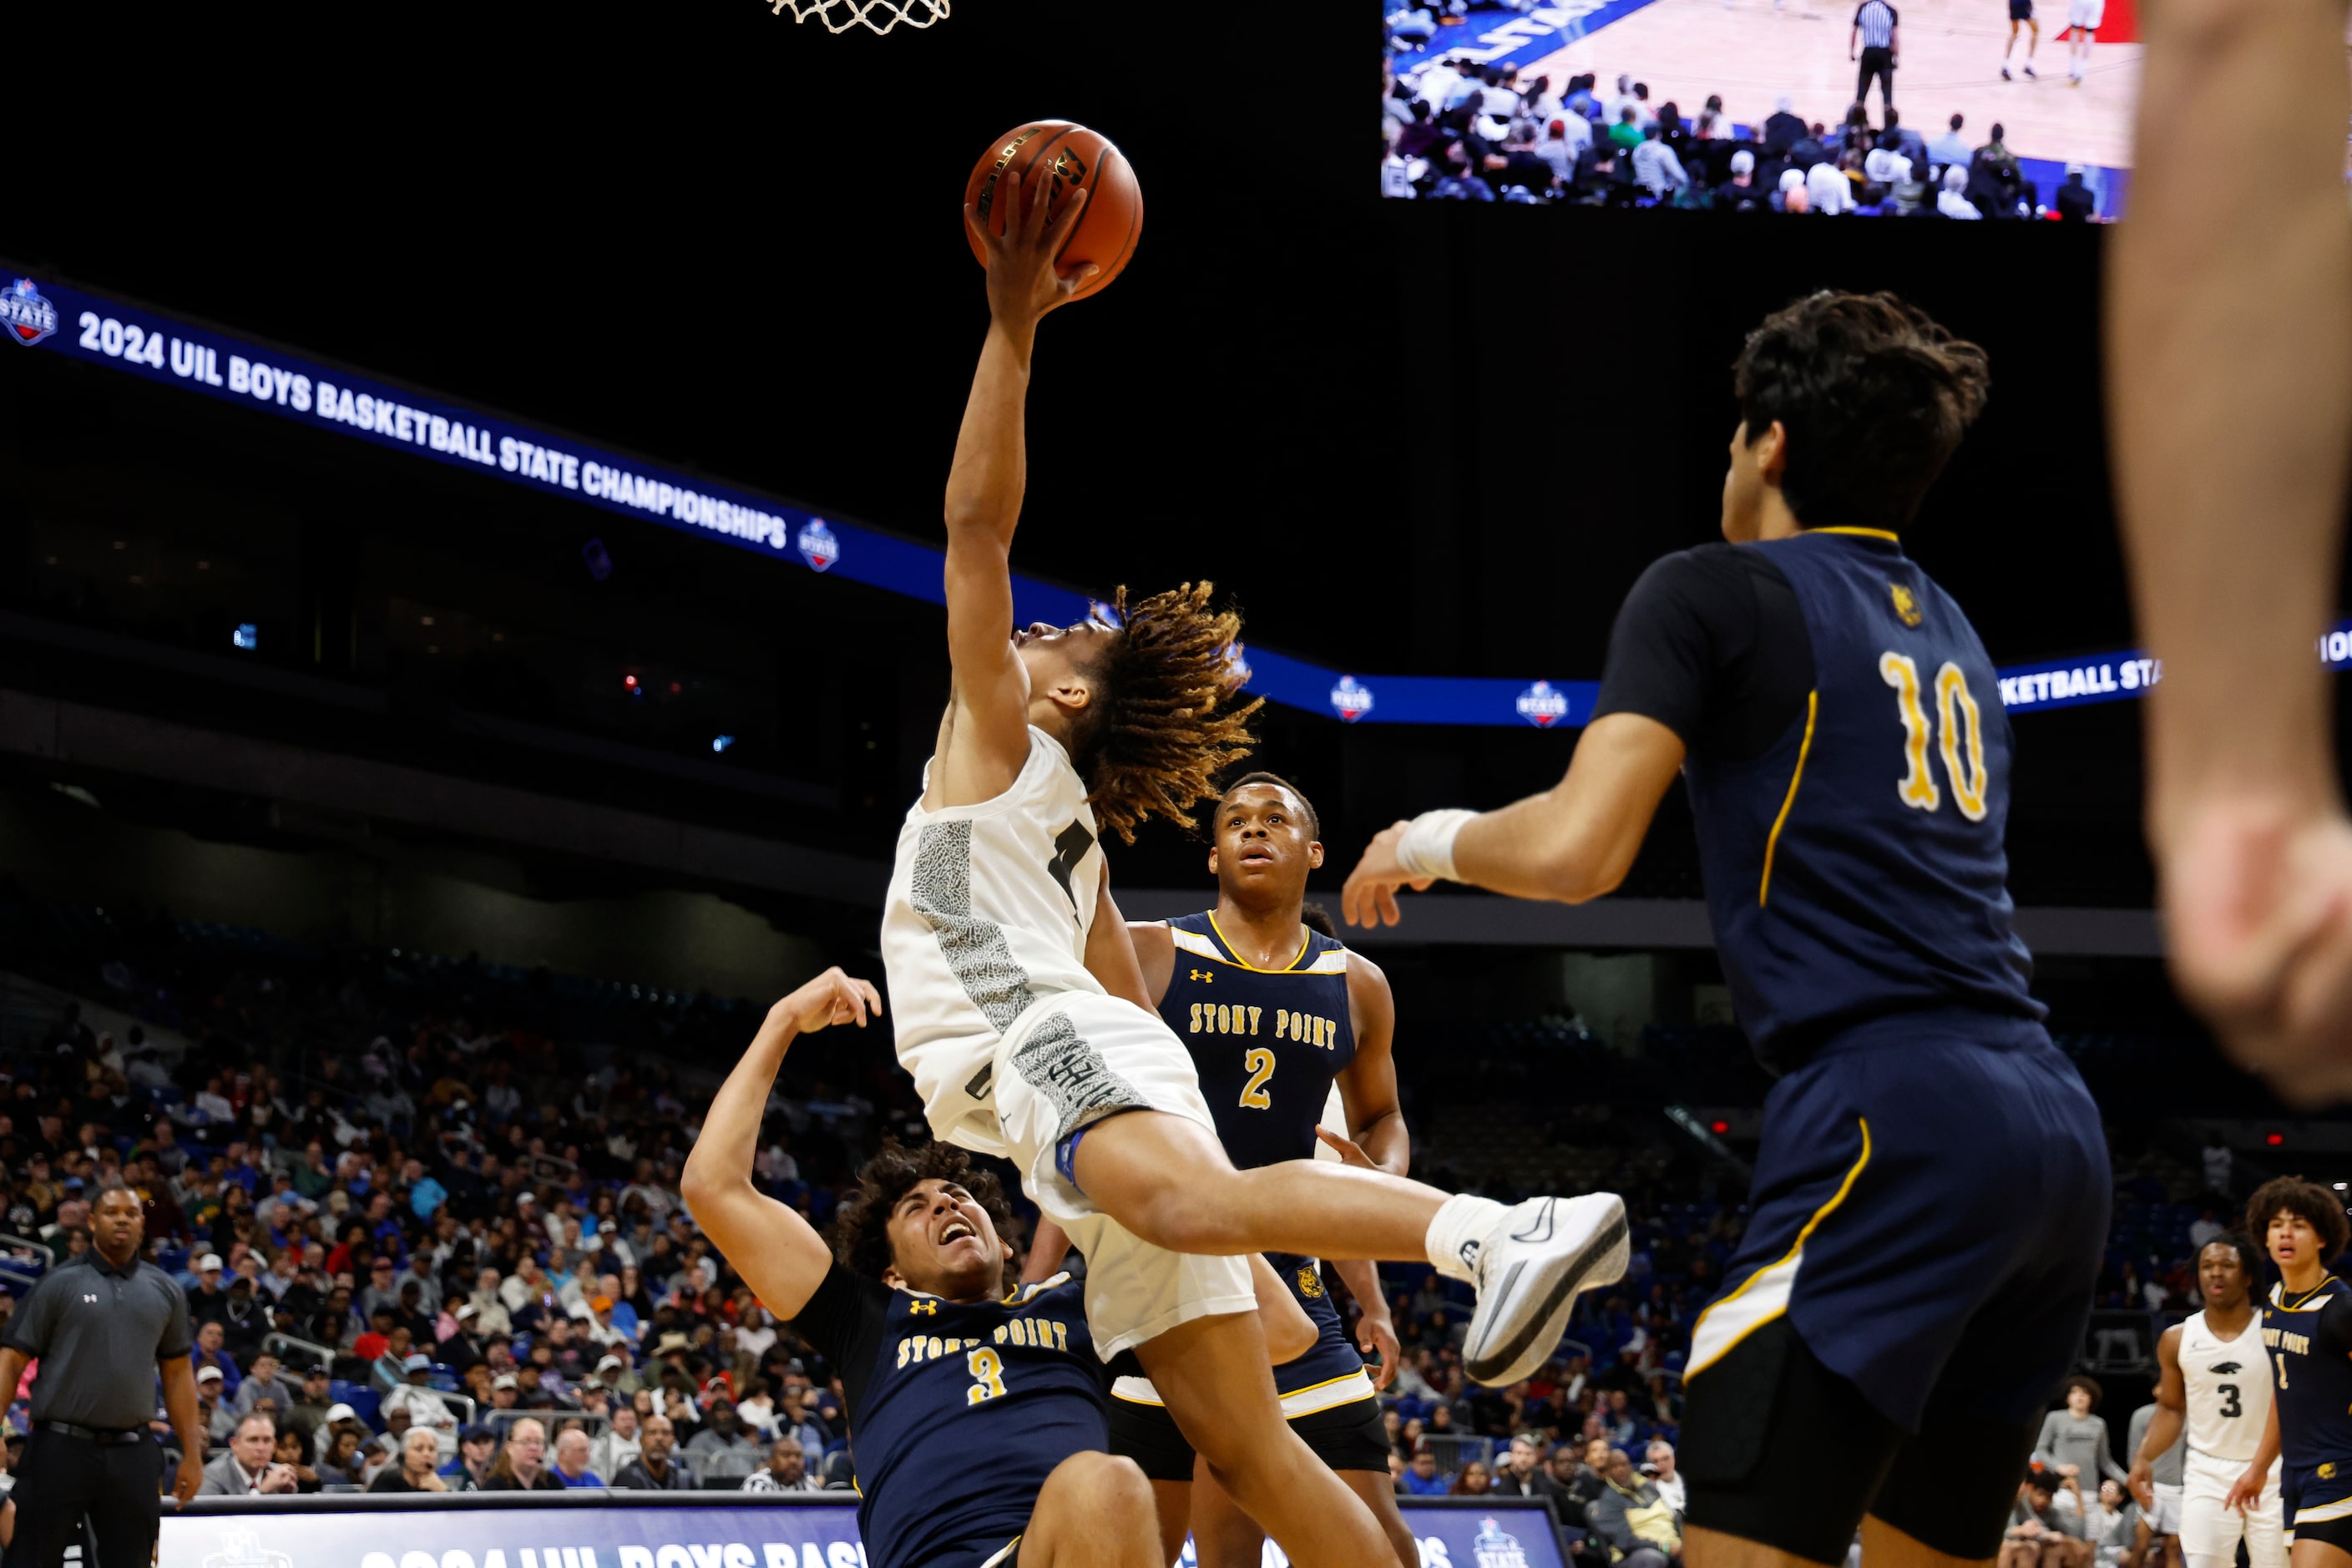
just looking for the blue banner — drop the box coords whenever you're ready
[161,1495,1568,1568]
[2,267,2314,729]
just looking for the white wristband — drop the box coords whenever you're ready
[1395,808,1477,883]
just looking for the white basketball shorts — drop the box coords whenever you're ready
[2182,1450,2284,1568]
[2068,0,2104,29]
[992,990,1254,1358]
[2152,1482,2183,1536]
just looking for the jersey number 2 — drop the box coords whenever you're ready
[1240,1048,1276,1110]
[1880,653,1990,822]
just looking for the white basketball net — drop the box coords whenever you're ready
[768,0,948,33]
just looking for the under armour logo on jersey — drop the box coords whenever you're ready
[1190,969,1214,984]
[909,1300,938,1316]
[2211,1361,2243,1374]
[1513,1198,1557,1245]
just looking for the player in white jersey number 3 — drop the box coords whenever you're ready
[2132,1236,2285,1568]
[876,159,1630,1567]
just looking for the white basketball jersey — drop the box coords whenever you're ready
[2182,1309,2273,1464]
[881,728,1107,1156]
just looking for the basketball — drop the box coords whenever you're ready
[964,121,1142,301]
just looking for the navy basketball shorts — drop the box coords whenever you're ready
[2287,1467,2352,1551]
[1678,1009,2109,1564]
[1110,1390,1390,1483]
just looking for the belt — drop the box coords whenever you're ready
[37,1421,148,1446]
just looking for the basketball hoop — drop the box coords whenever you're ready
[767,0,948,33]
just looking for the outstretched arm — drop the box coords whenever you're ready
[1340,712,1686,927]
[680,969,883,1322]
[2110,0,2352,1085]
[934,163,1102,810]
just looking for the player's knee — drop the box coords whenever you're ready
[1121,1177,1248,1254]
[1049,1449,1153,1513]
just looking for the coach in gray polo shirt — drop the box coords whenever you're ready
[0,1186,207,1568]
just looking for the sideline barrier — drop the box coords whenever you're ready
[165,1490,1572,1568]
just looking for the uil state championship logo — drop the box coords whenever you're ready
[1471,1517,1532,1568]
[797,518,841,572]
[1516,680,1570,728]
[2,279,58,346]
[1329,675,1374,723]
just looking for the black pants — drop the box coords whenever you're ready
[3,1429,160,1568]
[1856,46,1894,111]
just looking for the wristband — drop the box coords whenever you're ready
[1395,808,1477,883]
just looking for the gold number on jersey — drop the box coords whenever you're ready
[1879,653,1942,811]
[2278,1355,2290,1392]
[1882,653,1989,818]
[1240,1048,1276,1110]
[1934,662,1990,822]
[966,1346,1008,1405]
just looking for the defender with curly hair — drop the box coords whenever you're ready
[1342,290,2111,1566]
[2228,1175,2352,1555]
[683,969,1161,1568]
[870,159,1628,1568]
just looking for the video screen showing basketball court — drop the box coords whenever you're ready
[1383,0,2139,215]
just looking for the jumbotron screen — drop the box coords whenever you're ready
[1380,0,2136,219]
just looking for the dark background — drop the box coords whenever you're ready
[0,3,2289,916]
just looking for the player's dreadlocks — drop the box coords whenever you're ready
[1070,582,1263,843]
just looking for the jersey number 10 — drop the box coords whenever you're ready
[1879,653,1990,822]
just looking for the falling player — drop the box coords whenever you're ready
[681,968,1161,1568]
[2228,1178,2352,1559]
[2002,0,2040,79]
[867,157,1627,1568]
[1029,772,1419,1567]
[2131,1236,2284,1568]
[1342,291,2109,1568]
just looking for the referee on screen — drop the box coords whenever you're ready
[0,1186,206,1567]
[1852,0,1899,114]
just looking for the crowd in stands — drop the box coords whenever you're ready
[0,890,2274,1562]
[1379,49,2104,220]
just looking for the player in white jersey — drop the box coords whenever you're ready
[2132,1236,2284,1568]
[879,161,1631,1568]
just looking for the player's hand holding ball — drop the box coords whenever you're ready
[963,122,1141,328]
[771,966,885,1038]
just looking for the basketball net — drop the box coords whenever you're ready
[768,0,948,33]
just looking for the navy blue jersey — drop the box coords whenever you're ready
[1679,529,2042,1064]
[791,1265,1105,1568]
[1159,911,1367,1399]
[2263,1275,2352,1515]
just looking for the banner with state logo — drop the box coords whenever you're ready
[163,1494,1569,1568]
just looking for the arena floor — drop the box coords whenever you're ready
[1513,0,2142,170]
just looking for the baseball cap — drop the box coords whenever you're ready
[305,1363,331,1378]
[460,1425,495,1445]
[198,1253,224,1272]
[455,1303,478,1321]
[597,1355,625,1373]
[590,1296,612,1313]
[323,1403,357,1424]
[195,1365,223,1383]
[403,1353,432,1371]
[493,1374,518,1390]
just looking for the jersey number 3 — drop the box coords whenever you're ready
[1879,653,1990,822]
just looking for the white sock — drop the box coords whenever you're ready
[1425,1192,1508,1283]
